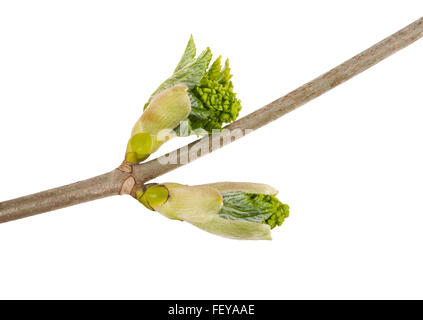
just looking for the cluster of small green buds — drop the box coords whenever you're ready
[135,182,289,240]
[125,36,242,163]
[189,57,242,132]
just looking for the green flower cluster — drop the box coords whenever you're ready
[190,57,242,132]
[261,195,290,229]
[218,191,290,229]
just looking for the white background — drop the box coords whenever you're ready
[1,1,423,299]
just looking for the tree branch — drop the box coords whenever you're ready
[0,170,129,223]
[1,16,422,224]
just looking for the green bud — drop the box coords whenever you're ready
[135,182,289,240]
[126,133,153,163]
[143,36,242,137]
[137,184,170,210]
[125,37,243,163]
[125,84,191,163]
[137,183,222,222]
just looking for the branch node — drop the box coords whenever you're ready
[118,160,133,173]
[119,176,136,195]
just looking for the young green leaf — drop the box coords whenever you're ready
[144,47,212,109]
[174,35,196,73]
